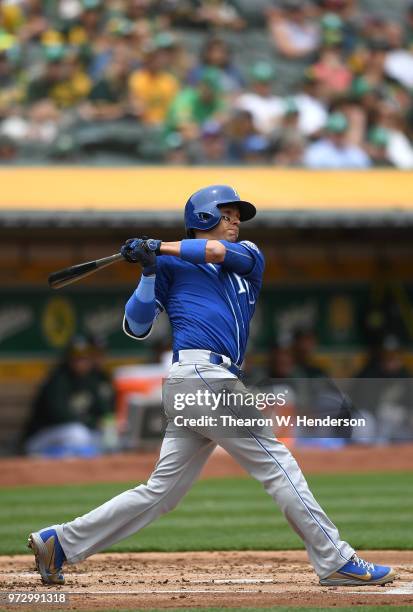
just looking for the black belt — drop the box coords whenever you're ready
[172,350,243,379]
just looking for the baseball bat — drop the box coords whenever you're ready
[48,253,124,289]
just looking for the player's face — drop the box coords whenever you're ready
[214,205,241,242]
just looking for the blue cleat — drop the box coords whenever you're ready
[320,553,396,586]
[28,528,66,585]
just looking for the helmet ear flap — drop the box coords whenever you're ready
[198,212,213,222]
[187,211,219,237]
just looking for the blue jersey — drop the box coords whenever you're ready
[152,241,264,366]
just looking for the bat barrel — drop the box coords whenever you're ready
[48,261,98,289]
[48,253,123,289]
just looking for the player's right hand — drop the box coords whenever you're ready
[121,238,144,263]
[121,238,157,275]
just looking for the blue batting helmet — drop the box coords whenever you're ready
[184,185,256,234]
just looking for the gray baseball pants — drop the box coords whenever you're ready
[56,352,354,579]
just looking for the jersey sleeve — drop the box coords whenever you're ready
[237,240,265,289]
[122,256,171,341]
[221,240,264,285]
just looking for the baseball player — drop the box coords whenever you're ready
[28,185,395,587]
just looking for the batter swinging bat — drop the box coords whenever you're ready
[48,253,124,289]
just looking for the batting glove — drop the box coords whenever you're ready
[121,238,159,276]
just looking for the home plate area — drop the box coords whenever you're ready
[1,550,412,610]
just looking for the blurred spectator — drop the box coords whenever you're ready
[129,43,179,125]
[163,131,189,164]
[272,97,301,143]
[195,0,245,31]
[292,326,327,378]
[240,134,270,164]
[355,39,389,91]
[404,2,413,51]
[338,98,368,147]
[68,0,106,43]
[349,78,382,134]
[226,109,257,161]
[315,0,360,53]
[356,335,411,380]
[1,100,60,144]
[362,284,409,351]
[372,99,413,169]
[274,131,306,166]
[320,12,344,48]
[263,340,301,421]
[88,333,115,394]
[87,333,117,451]
[359,15,387,49]
[58,1,83,22]
[87,16,138,83]
[84,56,130,121]
[235,62,283,135]
[385,28,413,90]
[26,44,92,107]
[166,67,227,138]
[164,0,244,30]
[124,0,152,21]
[290,325,353,444]
[268,0,320,60]
[303,111,371,168]
[366,127,394,168]
[0,133,18,162]
[311,42,352,97]
[272,97,307,166]
[265,335,351,445]
[1,0,49,43]
[154,32,192,82]
[292,71,328,136]
[316,0,357,19]
[0,0,413,166]
[191,120,230,164]
[23,335,115,458]
[0,1,24,35]
[0,46,25,114]
[268,339,299,379]
[187,36,244,94]
[352,335,413,443]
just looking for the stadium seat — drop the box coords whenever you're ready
[359,0,409,21]
[231,0,274,27]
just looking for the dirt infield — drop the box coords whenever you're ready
[1,446,412,609]
[0,550,412,610]
[1,443,412,488]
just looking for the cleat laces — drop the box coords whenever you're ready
[352,554,374,572]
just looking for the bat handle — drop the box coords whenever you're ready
[95,253,124,269]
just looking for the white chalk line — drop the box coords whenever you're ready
[9,574,274,584]
[193,578,275,584]
[390,582,413,594]
[5,587,411,597]
[9,587,413,596]
[8,576,413,596]
[338,580,413,596]
[47,589,268,595]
